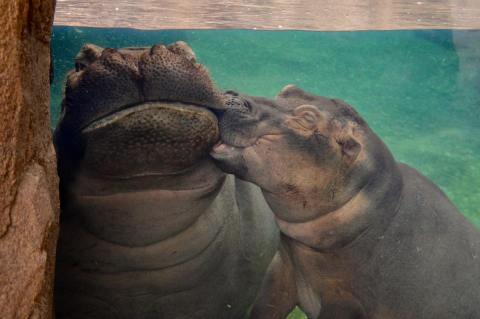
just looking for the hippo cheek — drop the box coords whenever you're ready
[81,102,219,177]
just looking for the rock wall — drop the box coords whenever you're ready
[0,1,59,318]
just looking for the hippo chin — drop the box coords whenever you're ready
[54,43,278,319]
[211,85,480,319]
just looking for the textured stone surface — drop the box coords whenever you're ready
[0,0,58,318]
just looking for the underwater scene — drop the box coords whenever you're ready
[51,27,480,319]
[51,27,480,227]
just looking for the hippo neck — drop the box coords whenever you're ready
[66,159,227,246]
[266,135,404,251]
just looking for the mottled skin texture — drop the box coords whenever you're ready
[211,85,480,319]
[54,43,278,318]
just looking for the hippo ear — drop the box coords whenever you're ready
[75,44,104,71]
[336,135,361,163]
[286,104,322,132]
[277,84,304,98]
[167,41,197,62]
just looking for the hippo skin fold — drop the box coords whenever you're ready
[53,42,279,319]
[211,85,480,319]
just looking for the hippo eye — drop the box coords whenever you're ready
[242,100,252,112]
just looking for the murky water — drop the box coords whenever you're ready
[50,26,480,318]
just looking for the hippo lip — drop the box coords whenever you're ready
[81,100,216,133]
[210,141,244,161]
[210,134,281,160]
[211,140,244,152]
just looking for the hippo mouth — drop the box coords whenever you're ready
[209,122,253,160]
[80,101,219,177]
[55,42,230,178]
[210,134,282,164]
[210,141,244,161]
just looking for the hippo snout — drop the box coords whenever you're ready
[55,42,225,177]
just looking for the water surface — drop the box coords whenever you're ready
[54,0,480,30]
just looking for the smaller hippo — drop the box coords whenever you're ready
[211,85,480,319]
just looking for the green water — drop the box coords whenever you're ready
[51,27,480,319]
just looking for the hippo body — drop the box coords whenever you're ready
[54,43,278,319]
[55,169,276,319]
[211,86,480,319]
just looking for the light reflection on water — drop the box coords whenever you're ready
[54,0,480,31]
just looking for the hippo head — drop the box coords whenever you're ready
[211,85,382,221]
[55,42,225,179]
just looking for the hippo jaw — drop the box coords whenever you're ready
[80,101,219,177]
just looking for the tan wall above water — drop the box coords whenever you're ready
[0,0,58,318]
[54,0,480,31]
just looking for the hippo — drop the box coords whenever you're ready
[211,85,480,319]
[53,42,278,319]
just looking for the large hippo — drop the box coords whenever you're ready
[211,85,480,319]
[53,42,278,319]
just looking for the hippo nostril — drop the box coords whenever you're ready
[224,90,239,96]
[75,62,88,72]
[225,95,248,110]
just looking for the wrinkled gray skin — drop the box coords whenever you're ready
[211,85,480,319]
[53,42,278,319]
